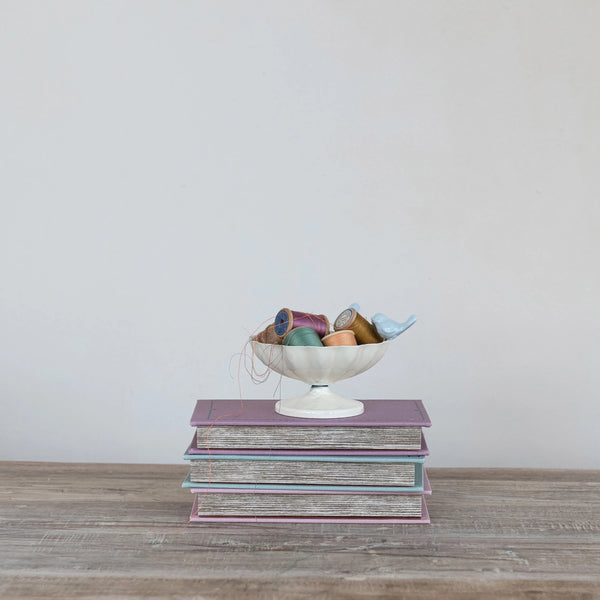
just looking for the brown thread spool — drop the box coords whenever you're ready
[322,330,357,346]
[254,324,281,345]
[333,308,383,344]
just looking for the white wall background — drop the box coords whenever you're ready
[1,1,598,467]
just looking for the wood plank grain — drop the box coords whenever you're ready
[1,462,599,599]
[1,575,599,600]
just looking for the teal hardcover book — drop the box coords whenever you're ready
[181,466,425,492]
[184,446,425,490]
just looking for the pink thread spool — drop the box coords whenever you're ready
[274,308,330,338]
[322,330,357,346]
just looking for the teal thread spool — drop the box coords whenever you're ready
[283,326,324,347]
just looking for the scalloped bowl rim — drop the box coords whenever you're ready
[250,338,393,384]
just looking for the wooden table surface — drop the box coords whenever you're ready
[1,462,598,599]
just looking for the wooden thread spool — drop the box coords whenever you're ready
[322,330,357,346]
[333,308,383,344]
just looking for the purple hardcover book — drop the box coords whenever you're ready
[187,433,429,456]
[190,399,430,427]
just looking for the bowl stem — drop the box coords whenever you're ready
[275,385,364,419]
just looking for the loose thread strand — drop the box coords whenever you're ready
[149,315,278,535]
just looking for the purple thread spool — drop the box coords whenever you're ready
[274,308,330,338]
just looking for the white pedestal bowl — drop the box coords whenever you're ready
[250,339,392,419]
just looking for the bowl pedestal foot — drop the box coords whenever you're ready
[275,385,364,419]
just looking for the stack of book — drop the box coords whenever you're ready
[183,399,431,523]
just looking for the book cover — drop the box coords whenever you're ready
[190,399,431,427]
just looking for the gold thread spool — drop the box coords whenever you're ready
[254,324,281,345]
[333,308,383,344]
[322,330,357,346]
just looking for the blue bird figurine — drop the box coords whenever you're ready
[371,313,417,340]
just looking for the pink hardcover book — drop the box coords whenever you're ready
[190,399,431,428]
[188,496,430,524]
